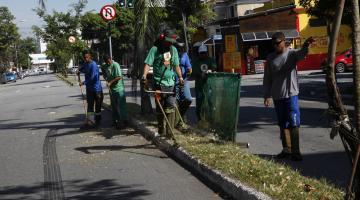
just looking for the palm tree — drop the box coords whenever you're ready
[38,0,46,10]
[133,0,167,114]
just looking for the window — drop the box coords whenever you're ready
[309,18,326,27]
[230,6,235,18]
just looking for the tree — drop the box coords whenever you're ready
[165,0,216,50]
[300,0,360,198]
[133,0,168,114]
[33,0,87,76]
[80,4,135,63]
[0,7,20,73]
[16,37,37,69]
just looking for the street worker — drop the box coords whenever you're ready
[174,40,192,132]
[77,50,104,128]
[142,29,184,138]
[191,44,217,121]
[102,55,128,129]
[263,32,315,161]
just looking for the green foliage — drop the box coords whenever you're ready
[17,37,37,69]
[80,3,135,63]
[165,0,216,42]
[0,6,20,71]
[299,0,352,25]
[33,0,87,75]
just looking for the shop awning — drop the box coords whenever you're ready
[241,29,299,42]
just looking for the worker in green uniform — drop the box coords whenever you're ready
[103,55,128,129]
[142,29,184,138]
[191,45,217,121]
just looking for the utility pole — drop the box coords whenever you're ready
[181,11,189,53]
[108,22,113,59]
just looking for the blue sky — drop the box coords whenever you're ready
[0,0,117,38]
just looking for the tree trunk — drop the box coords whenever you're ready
[325,0,347,118]
[350,0,360,198]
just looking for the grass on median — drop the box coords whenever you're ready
[127,102,344,200]
[55,73,77,86]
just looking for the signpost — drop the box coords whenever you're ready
[100,5,117,59]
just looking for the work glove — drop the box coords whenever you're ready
[141,76,148,89]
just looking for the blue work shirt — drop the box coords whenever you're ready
[80,60,102,92]
[175,52,192,81]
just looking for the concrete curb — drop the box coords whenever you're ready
[101,102,272,200]
[55,74,74,86]
[130,117,272,200]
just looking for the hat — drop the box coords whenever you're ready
[271,32,285,43]
[176,41,185,48]
[163,29,177,44]
[198,45,208,53]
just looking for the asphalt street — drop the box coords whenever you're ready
[0,74,222,200]
[123,71,353,189]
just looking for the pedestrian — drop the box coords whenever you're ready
[174,41,192,132]
[263,32,315,161]
[102,55,128,129]
[77,50,103,129]
[142,29,184,138]
[191,44,217,121]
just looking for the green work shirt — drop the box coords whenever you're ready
[192,57,217,80]
[144,45,179,87]
[103,61,124,92]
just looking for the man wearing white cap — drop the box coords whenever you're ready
[191,45,217,121]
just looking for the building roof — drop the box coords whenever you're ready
[209,4,296,27]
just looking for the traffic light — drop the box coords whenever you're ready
[127,0,134,8]
[119,0,126,8]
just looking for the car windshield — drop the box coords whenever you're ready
[338,49,352,55]
[6,73,13,76]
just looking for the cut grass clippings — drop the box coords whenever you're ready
[56,73,76,86]
[127,103,344,200]
[58,74,344,200]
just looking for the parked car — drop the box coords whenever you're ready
[39,67,47,75]
[120,65,129,77]
[67,66,78,74]
[21,70,30,77]
[1,72,17,84]
[29,69,40,76]
[322,48,353,73]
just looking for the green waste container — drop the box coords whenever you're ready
[199,72,242,141]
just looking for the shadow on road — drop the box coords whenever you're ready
[258,151,351,189]
[0,179,151,200]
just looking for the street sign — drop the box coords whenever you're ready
[212,34,223,41]
[100,5,116,22]
[68,36,76,43]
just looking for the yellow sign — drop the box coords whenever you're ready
[223,52,242,71]
[225,35,237,52]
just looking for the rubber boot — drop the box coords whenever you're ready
[290,127,303,161]
[95,114,101,127]
[276,128,291,159]
[157,113,166,136]
[165,110,175,139]
[174,103,182,128]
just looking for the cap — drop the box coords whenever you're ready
[271,32,285,43]
[163,29,177,44]
[198,45,208,53]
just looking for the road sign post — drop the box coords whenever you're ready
[100,5,117,59]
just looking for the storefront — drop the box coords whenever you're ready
[211,2,352,75]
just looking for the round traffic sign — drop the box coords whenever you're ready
[100,5,116,21]
[68,36,76,43]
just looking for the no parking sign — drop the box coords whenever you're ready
[100,5,116,22]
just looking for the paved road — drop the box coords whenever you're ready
[0,74,222,200]
[122,71,353,189]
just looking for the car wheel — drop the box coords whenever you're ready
[335,63,346,73]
